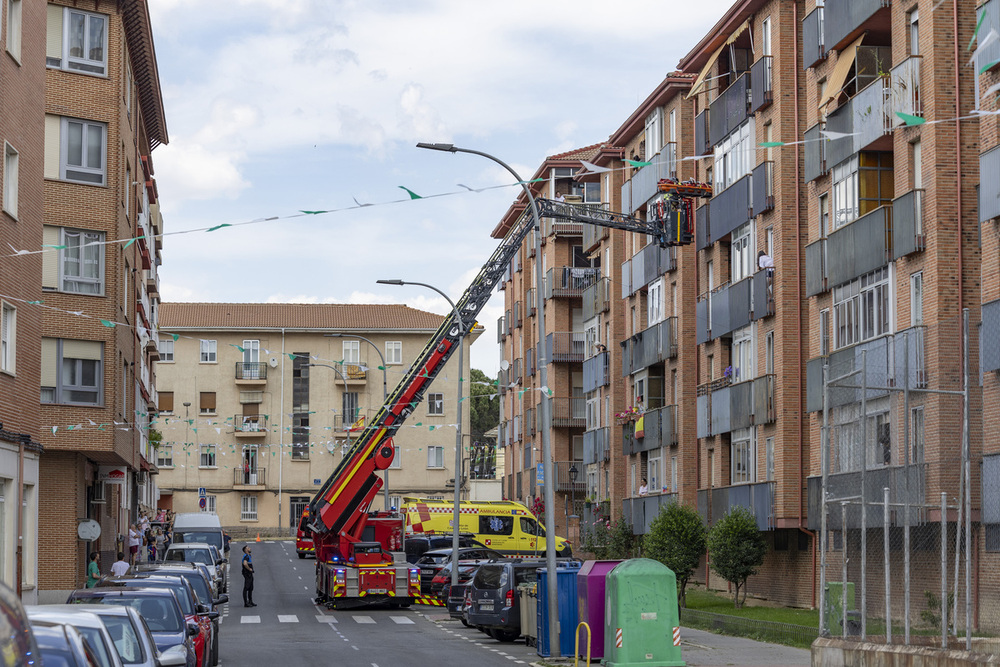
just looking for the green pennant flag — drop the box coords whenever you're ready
[981,59,1000,75]
[123,237,137,249]
[100,319,116,327]
[971,8,987,51]
[415,422,422,427]
[43,244,67,250]
[171,334,180,341]
[287,353,297,360]
[759,141,785,147]
[519,178,546,184]
[231,344,245,352]
[399,186,423,200]
[27,300,44,305]
[378,365,385,370]
[300,210,329,215]
[895,111,926,126]
[206,223,233,232]
[625,159,652,167]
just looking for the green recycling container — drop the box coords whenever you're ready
[604,558,684,667]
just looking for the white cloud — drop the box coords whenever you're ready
[153,142,249,209]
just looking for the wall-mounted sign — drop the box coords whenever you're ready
[98,466,127,485]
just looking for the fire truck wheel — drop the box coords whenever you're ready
[298,553,306,559]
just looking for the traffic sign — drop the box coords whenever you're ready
[199,497,206,509]
[198,487,206,498]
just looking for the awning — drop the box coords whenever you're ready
[726,18,751,46]
[819,32,867,109]
[686,42,726,98]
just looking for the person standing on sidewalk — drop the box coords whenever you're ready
[241,545,256,607]
[86,552,101,588]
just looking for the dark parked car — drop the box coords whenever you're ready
[29,621,102,667]
[415,547,502,592]
[0,579,40,667]
[428,559,493,600]
[446,580,473,625]
[403,534,485,564]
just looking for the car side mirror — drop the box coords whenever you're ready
[216,559,225,566]
[214,594,229,606]
[158,645,188,667]
[186,621,200,637]
[196,603,209,614]
[199,610,220,621]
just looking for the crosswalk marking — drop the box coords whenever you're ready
[353,615,376,624]
[240,616,260,624]
[278,615,299,623]
[390,616,414,625]
[315,615,338,624]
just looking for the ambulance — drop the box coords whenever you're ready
[401,497,572,557]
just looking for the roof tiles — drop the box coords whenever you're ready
[159,302,445,331]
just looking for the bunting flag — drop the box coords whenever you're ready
[625,159,652,167]
[398,186,423,200]
[895,111,926,126]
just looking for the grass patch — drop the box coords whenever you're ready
[684,588,820,627]
[681,588,818,649]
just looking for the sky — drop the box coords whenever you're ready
[147,0,735,378]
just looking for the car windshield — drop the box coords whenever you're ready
[97,614,144,664]
[417,553,449,565]
[175,531,222,550]
[168,572,212,604]
[73,626,114,667]
[37,648,75,667]
[94,597,183,633]
[166,548,212,566]
[472,566,503,589]
[131,581,194,615]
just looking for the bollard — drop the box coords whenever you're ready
[574,621,591,667]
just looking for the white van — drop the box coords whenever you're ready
[171,512,225,553]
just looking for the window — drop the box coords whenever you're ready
[202,495,217,513]
[832,267,891,349]
[648,450,661,493]
[342,392,359,423]
[124,165,130,219]
[156,444,173,468]
[385,341,402,365]
[43,227,105,295]
[427,392,444,415]
[586,397,600,430]
[911,407,924,464]
[831,153,894,230]
[199,392,216,415]
[240,495,257,521]
[159,337,174,362]
[1,302,14,374]
[765,331,774,375]
[908,8,919,56]
[647,279,663,325]
[644,108,663,158]
[762,16,771,56]
[200,339,217,363]
[910,272,923,326]
[158,391,174,414]
[713,119,755,192]
[732,325,754,382]
[427,446,444,468]
[869,410,891,467]
[60,118,107,185]
[582,182,601,204]
[731,428,755,484]
[819,193,830,238]
[40,338,103,405]
[200,444,217,468]
[6,0,21,61]
[669,109,677,143]
[766,436,775,481]
[243,339,260,365]
[478,515,513,536]
[820,309,831,356]
[912,138,922,190]
[731,222,754,282]
[670,456,678,493]
[47,7,107,75]
[389,445,401,469]
[342,340,360,364]
[3,142,18,218]
[831,156,859,230]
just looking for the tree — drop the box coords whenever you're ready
[469,368,499,440]
[643,502,707,607]
[582,515,638,560]
[706,506,767,608]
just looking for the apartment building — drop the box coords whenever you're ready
[0,0,46,603]
[154,303,479,532]
[493,148,602,541]
[38,0,167,602]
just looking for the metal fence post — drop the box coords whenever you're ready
[903,331,911,644]
[963,308,971,650]
[842,501,848,639]
[819,364,830,636]
[884,486,891,644]
[941,491,948,650]
[860,351,868,640]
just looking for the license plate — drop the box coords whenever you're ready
[368,588,387,594]
[479,603,494,611]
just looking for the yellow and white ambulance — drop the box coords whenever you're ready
[401,497,572,557]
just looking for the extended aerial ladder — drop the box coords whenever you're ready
[309,178,711,608]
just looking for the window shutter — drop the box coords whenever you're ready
[200,392,216,412]
[158,392,174,413]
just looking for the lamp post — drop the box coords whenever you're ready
[327,333,391,509]
[416,142,559,655]
[377,278,466,591]
[183,402,191,492]
[568,464,579,544]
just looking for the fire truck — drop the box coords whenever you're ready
[296,508,315,559]
[309,179,710,609]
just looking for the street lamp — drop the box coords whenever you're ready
[568,464,579,543]
[416,142,560,655]
[327,333,390,509]
[377,278,466,592]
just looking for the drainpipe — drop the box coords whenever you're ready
[279,329,285,532]
[16,435,24,597]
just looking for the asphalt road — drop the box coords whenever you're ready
[218,540,541,667]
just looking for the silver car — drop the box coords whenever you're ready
[163,544,224,596]
[25,606,124,667]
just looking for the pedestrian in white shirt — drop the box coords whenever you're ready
[110,552,130,577]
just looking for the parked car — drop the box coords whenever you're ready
[169,514,224,555]
[446,579,474,625]
[204,545,227,593]
[30,621,102,667]
[403,534,485,564]
[0,579,41,667]
[95,576,216,667]
[25,607,123,667]
[428,559,492,600]
[66,588,197,667]
[415,547,502,592]
[466,559,561,642]
[162,544,224,596]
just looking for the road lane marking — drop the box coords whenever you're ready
[315,615,338,624]
[278,615,299,623]
[353,615,375,624]
[240,616,260,624]
[390,616,414,624]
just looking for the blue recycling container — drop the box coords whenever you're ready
[536,563,581,657]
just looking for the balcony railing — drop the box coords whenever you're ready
[695,109,710,157]
[826,205,891,290]
[497,316,505,343]
[526,288,537,316]
[696,203,711,251]
[891,189,925,259]
[513,301,522,328]
[824,98,854,169]
[234,414,268,435]
[697,482,774,529]
[890,56,921,122]
[805,238,827,297]
[623,493,679,535]
[699,277,751,342]
[633,405,677,452]
[622,318,677,375]
[824,0,891,54]
[804,123,826,182]
[697,374,774,436]
[622,143,677,212]
[752,269,774,320]
[510,358,522,385]
[583,428,609,464]
[582,215,610,251]
[750,56,773,113]
[806,464,927,531]
[583,351,609,393]
[982,299,1000,374]
[541,213,584,237]
[554,460,586,493]
[709,72,750,147]
[752,161,773,216]
[526,347,536,377]
[709,174,752,241]
[853,76,892,151]
[337,362,368,382]
[550,397,586,428]
[233,466,266,488]
[981,145,1000,224]
[525,407,536,436]
[546,332,586,363]
[977,0,1000,75]
[802,6,826,69]
[504,310,512,335]
[545,267,599,298]
[235,362,268,381]
[582,278,611,321]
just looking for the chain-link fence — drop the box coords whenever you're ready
[817,312,982,648]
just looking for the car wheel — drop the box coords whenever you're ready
[298,553,306,559]
[492,629,519,643]
[211,628,219,666]
[460,618,469,627]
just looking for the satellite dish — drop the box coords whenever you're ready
[77,519,101,541]
[499,360,510,371]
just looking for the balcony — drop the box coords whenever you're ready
[622,318,677,376]
[981,145,1000,224]
[696,203,711,251]
[526,288,537,316]
[336,362,368,383]
[545,267,599,299]
[550,397,586,428]
[526,347,536,378]
[750,56,773,113]
[510,358,522,385]
[802,6,826,69]
[805,326,927,413]
[497,316,505,343]
[805,239,827,297]
[826,205,891,290]
[623,494,678,535]
[695,109,710,157]
[582,217,609,252]
[504,310,512,336]
[806,464,927,531]
[890,56,922,122]
[512,415,521,443]
[583,351,609,393]
[234,414,268,437]
[541,213,584,237]
[709,72,750,147]
[622,243,675,298]
[825,99,854,169]
[582,278,610,321]
[709,174,752,241]
[621,143,677,213]
[824,0,891,55]
[804,123,826,182]
[513,301,523,328]
[697,482,774,529]
[554,460,586,494]
[698,276,752,342]
[977,0,1000,74]
[233,466,266,490]
[752,269,774,320]
[853,76,892,152]
[235,362,268,384]
[333,410,373,433]
[583,427,609,465]
[982,299,1000,374]
[632,405,677,453]
[525,408,536,436]
[892,189,925,259]
[145,268,160,298]
[752,161,773,216]
[546,332,586,363]
[697,375,774,437]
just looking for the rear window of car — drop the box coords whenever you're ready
[90,597,183,633]
[73,626,113,667]
[416,553,449,565]
[174,531,223,550]
[129,582,194,615]
[514,567,539,586]
[166,548,211,566]
[97,614,144,664]
[472,565,505,590]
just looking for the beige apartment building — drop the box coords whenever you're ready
[155,303,480,533]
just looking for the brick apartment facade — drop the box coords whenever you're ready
[37,0,167,602]
[154,303,481,534]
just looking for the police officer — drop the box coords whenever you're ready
[241,545,256,607]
